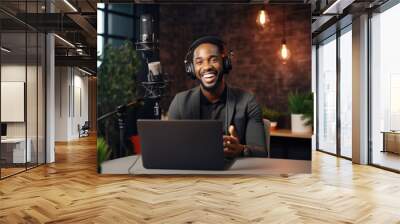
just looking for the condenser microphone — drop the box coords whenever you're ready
[142,61,168,100]
[143,61,167,119]
[140,14,153,43]
[147,61,162,81]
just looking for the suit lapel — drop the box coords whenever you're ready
[226,86,236,132]
[189,86,201,119]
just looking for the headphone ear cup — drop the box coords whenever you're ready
[189,63,196,80]
[223,56,232,74]
[185,61,196,80]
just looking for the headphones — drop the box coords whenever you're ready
[184,36,232,80]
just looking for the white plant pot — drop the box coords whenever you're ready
[270,121,277,130]
[263,119,271,130]
[263,119,278,131]
[291,114,311,133]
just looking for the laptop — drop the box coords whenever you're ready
[1,123,7,140]
[137,120,235,170]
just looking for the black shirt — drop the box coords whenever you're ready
[200,87,227,134]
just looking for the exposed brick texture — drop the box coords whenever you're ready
[159,4,311,128]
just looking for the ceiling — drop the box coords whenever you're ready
[103,0,309,3]
[0,0,97,73]
[1,0,389,74]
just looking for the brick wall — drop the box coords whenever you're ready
[159,4,311,128]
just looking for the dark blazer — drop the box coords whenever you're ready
[168,86,267,157]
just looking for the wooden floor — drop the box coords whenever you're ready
[373,151,400,171]
[1,136,400,223]
[1,167,26,178]
[1,163,44,178]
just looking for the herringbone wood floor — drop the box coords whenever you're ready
[1,135,400,224]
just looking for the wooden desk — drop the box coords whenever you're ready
[381,131,400,154]
[101,155,311,175]
[271,129,312,139]
[1,138,32,163]
[270,129,312,160]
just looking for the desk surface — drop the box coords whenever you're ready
[381,131,400,134]
[101,155,311,175]
[1,138,27,143]
[270,129,312,139]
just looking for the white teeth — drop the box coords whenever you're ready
[203,72,216,78]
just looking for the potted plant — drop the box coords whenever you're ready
[261,106,281,130]
[97,41,140,159]
[288,91,313,133]
[97,137,111,173]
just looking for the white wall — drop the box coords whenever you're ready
[1,63,46,164]
[55,67,69,141]
[1,65,43,137]
[1,65,27,138]
[55,67,89,141]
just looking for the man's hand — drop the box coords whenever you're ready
[223,125,244,158]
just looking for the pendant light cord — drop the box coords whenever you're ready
[283,7,286,42]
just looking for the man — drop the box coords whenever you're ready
[168,36,267,158]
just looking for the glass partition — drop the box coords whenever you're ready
[370,3,400,171]
[339,27,352,158]
[0,1,46,179]
[1,30,28,177]
[317,35,337,155]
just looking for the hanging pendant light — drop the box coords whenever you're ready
[256,6,270,29]
[279,7,290,64]
[280,39,290,62]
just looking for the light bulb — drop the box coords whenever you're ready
[279,40,290,64]
[256,9,270,28]
[281,43,289,59]
[259,10,266,25]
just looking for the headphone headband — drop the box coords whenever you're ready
[187,36,225,55]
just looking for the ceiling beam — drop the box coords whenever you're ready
[67,13,97,47]
[55,55,96,72]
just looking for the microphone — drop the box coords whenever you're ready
[142,61,168,100]
[142,61,168,119]
[147,61,162,82]
[140,14,153,43]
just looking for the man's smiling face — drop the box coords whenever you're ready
[193,43,224,92]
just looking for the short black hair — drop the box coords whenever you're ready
[188,36,225,55]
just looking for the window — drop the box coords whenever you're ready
[97,4,136,68]
[370,2,400,171]
[317,35,337,154]
[339,27,352,158]
[97,3,104,67]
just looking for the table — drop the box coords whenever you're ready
[271,129,312,139]
[1,138,32,163]
[381,131,400,154]
[270,129,312,160]
[101,155,311,175]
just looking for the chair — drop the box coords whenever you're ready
[78,121,90,138]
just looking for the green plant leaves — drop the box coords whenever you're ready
[97,137,111,171]
[261,107,281,122]
[97,41,140,160]
[288,91,313,126]
[97,41,140,116]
